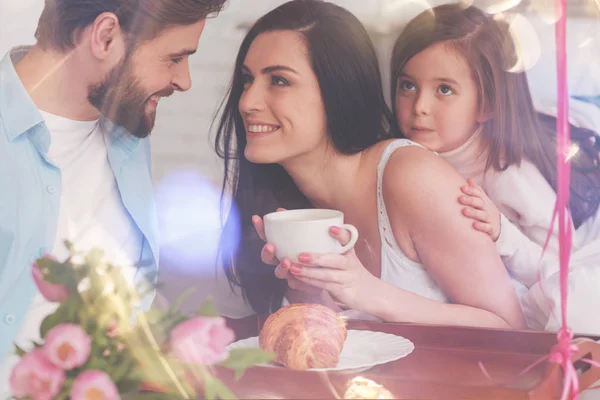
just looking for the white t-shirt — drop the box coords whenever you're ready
[0,111,143,394]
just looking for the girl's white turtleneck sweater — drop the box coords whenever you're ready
[439,129,600,288]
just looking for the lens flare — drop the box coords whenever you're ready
[565,143,580,162]
[344,376,394,399]
[155,169,240,275]
[503,13,542,73]
[530,0,562,24]
[485,0,522,14]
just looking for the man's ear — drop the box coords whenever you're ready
[88,12,125,61]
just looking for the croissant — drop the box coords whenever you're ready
[259,303,347,370]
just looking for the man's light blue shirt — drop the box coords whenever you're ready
[0,48,159,363]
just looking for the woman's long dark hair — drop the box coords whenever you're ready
[390,4,600,228]
[214,0,395,314]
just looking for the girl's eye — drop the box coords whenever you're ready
[438,85,454,95]
[399,80,415,91]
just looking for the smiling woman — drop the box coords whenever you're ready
[239,30,329,165]
[214,0,394,314]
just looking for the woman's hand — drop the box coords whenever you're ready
[287,226,379,311]
[252,210,337,306]
[459,178,501,241]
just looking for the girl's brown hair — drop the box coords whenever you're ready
[391,3,600,228]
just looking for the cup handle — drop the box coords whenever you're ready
[338,224,359,253]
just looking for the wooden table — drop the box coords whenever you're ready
[220,316,600,399]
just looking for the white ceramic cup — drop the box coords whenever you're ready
[263,209,359,265]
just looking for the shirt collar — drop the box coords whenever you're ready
[0,46,45,141]
[1,46,141,154]
[103,118,140,155]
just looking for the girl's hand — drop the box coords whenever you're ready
[459,178,501,241]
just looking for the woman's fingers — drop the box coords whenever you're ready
[290,263,341,283]
[261,243,279,265]
[291,274,337,293]
[297,253,346,270]
[274,260,324,294]
[329,226,351,245]
[252,215,266,241]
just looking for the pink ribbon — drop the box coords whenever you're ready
[551,0,580,398]
[479,2,599,398]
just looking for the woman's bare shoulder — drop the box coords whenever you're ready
[382,143,464,191]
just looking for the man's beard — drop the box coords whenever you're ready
[88,58,173,138]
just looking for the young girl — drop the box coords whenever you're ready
[214,0,525,329]
[390,4,600,332]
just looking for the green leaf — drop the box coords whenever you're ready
[13,344,26,357]
[53,377,74,400]
[197,298,219,317]
[64,240,76,255]
[157,313,189,335]
[169,287,196,314]
[218,348,275,379]
[40,309,64,338]
[39,298,80,337]
[203,374,238,400]
[82,355,111,371]
[79,311,97,333]
[37,258,79,290]
[54,390,70,400]
[121,393,184,400]
[65,297,81,324]
[116,379,142,394]
[92,330,110,349]
[36,257,64,271]
[110,355,135,383]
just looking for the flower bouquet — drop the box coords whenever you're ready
[9,242,273,400]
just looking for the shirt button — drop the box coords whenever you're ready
[46,185,56,194]
[4,314,16,325]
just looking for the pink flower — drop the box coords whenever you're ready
[43,323,92,370]
[170,316,235,365]
[9,349,65,400]
[32,259,69,302]
[70,370,120,400]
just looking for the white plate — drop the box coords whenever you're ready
[227,330,414,371]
